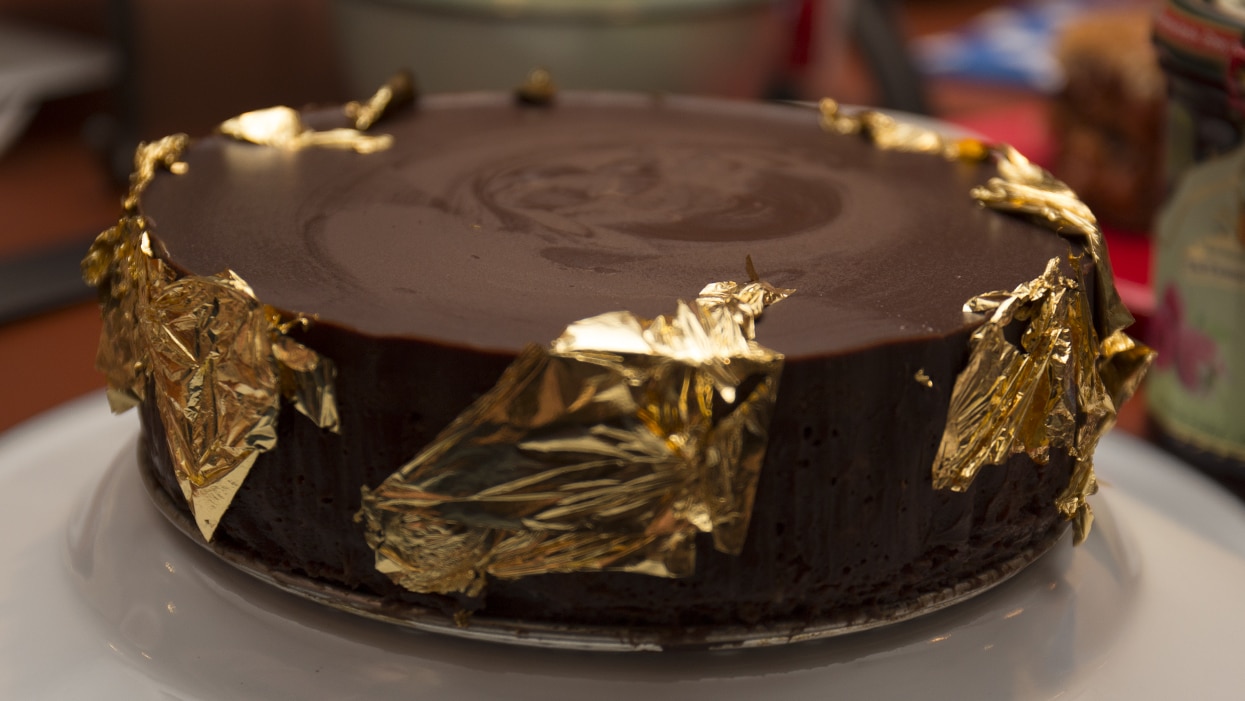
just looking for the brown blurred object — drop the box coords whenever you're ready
[1051,7,1165,233]
[128,0,347,139]
[0,0,107,36]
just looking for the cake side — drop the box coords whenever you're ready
[140,322,1075,628]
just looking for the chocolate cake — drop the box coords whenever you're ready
[90,90,1147,648]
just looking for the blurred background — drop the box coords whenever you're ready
[0,0,1161,433]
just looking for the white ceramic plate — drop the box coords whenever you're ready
[2,393,1245,700]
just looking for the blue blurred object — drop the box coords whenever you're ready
[913,0,1120,92]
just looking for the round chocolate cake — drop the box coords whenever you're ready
[97,91,1131,649]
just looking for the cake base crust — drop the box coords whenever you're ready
[140,431,1070,651]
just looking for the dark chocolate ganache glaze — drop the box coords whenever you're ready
[136,94,1082,640]
[141,93,1074,357]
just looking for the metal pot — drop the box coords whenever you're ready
[333,0,787,97]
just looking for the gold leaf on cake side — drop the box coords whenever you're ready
[931,254,1153,544]
[952,148,1152,543]
[83,81,415,537]
[83,137,190,412]
[933,258,1086,488]
[820,97,1155,542]
[931,260,1152,545]
[142,269,341,540]
[357,269,792,596]
[82,138,341,541]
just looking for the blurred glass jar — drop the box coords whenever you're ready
[332,0,788,98]
[1151,0,1245,483]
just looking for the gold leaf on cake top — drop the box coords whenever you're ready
[120,134,189,213]
[818,97,1134,344]
[218,106,393,153]
[218,71,410,153]
[818,98,988,161]
[344,69,417,130]
[357,266,792,596]
[516,67,557,106]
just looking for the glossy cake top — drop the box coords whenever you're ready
[140,93,1075,357]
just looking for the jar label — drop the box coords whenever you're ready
[1150,138,1245,461]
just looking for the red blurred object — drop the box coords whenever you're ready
[789,0,817,69]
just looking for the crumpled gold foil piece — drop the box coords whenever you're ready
[218,73,410,153]
[142,268,340,539]
[357,269,792,596]
[820,97,1154,542]
[218,106,393,153]
[118,134,190,213]
[83,137,190,412]
[933,259,1087,487]
[932,254,1153,543]
[516,67,557,105]
[971,146,1134,340]
[344,69,416,130]
[816,100,1126,330]
[818,98,989,161]
[84,130,341,541]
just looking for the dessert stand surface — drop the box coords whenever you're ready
[2,393,1244,700]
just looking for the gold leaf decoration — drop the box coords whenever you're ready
[358,268,792,596]
[83,129,344,541]
[516,67,557,106]
[83,137,190,412]
[820,97,1154,542]
[954,150,1154,543]
[344,69,416,130]
[971,145,1135,340]
[82,80,406,536]
[932,255,1152,544]
[818,98,989,161]
[933,258,1087,488]
[142,268,340,539]
[218,106,393,153]
[218,72,411,153]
